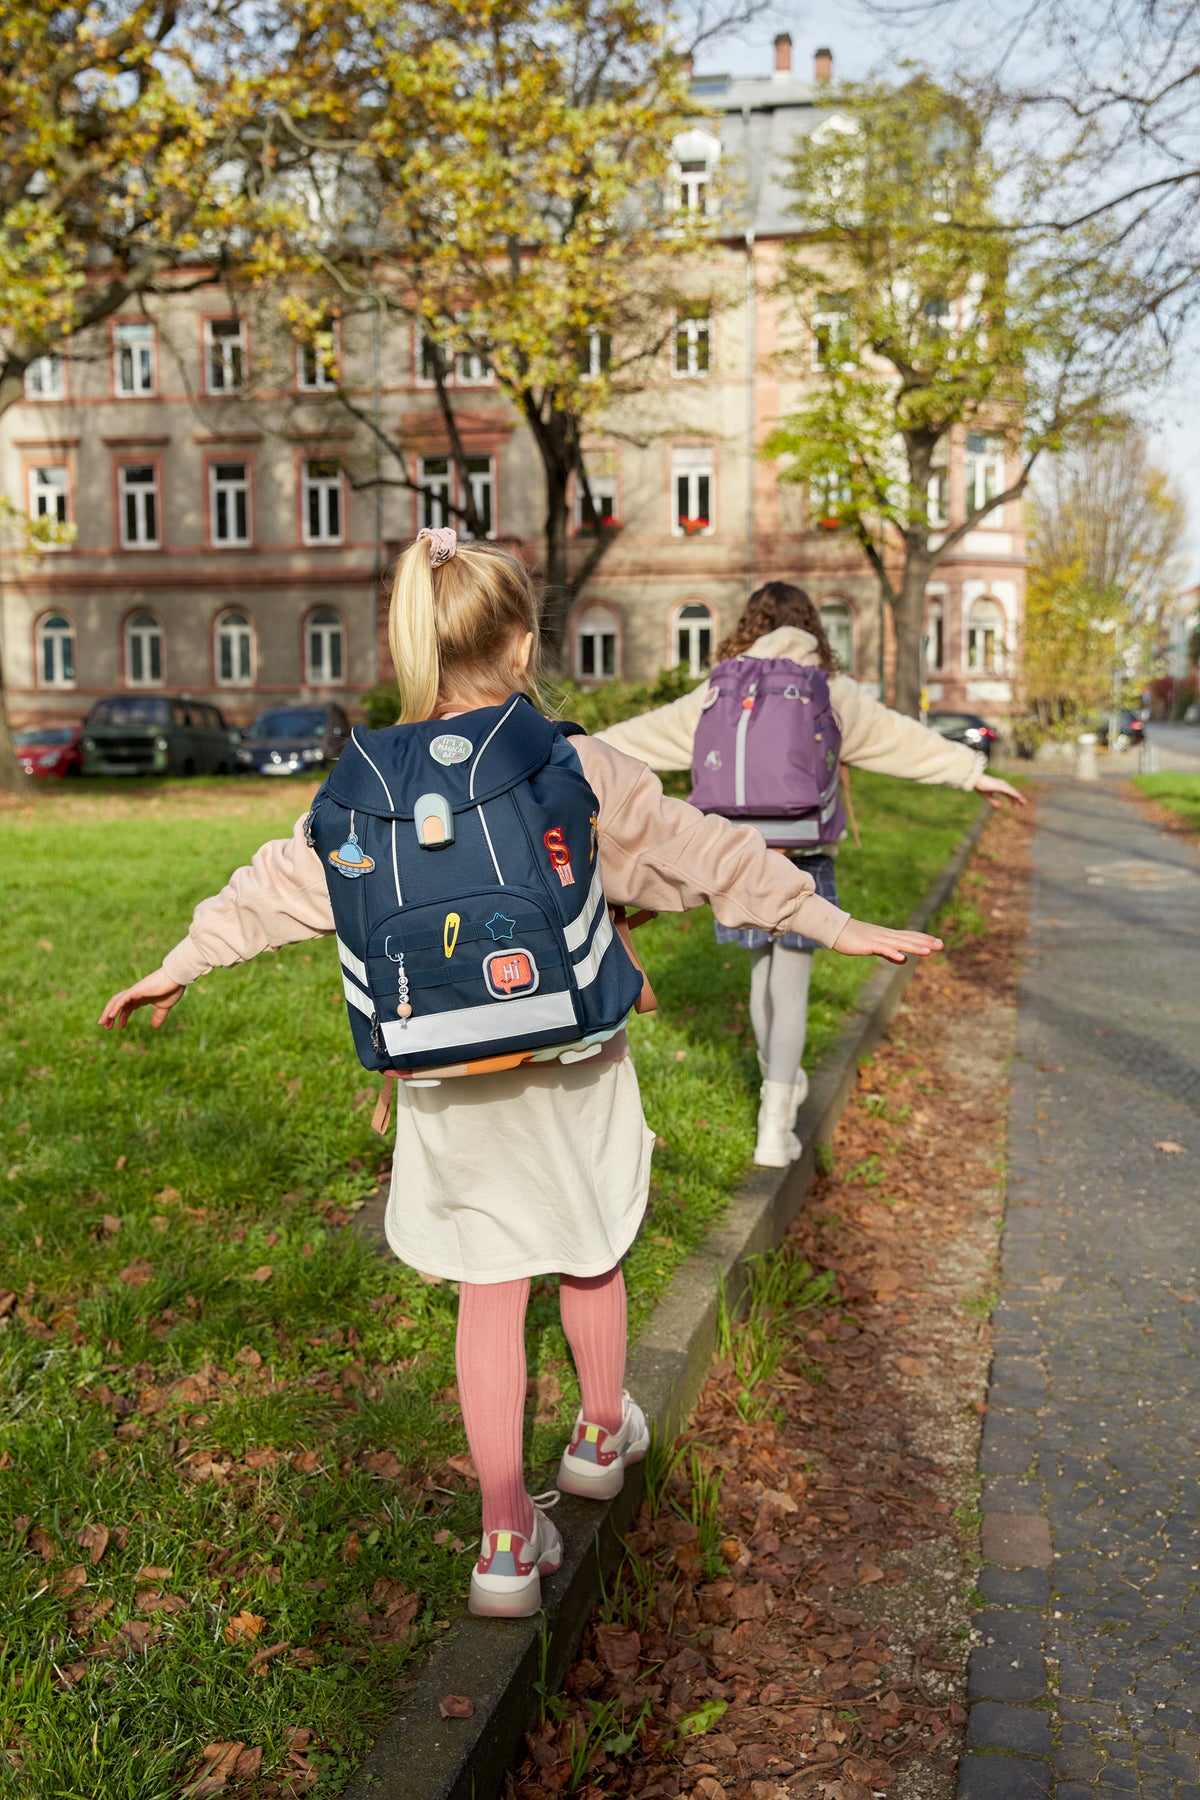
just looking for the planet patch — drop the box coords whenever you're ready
[329,834,375,879]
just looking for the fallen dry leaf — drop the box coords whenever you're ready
[292,1449,321,1474]
[53,1564,88,1596]
[223,1610,267,1644]
[1155,1141,1187,1154]
[438,1694,475,1720]
[137,1565,172,1581]
[27,1525,57,1561]
[77,1522,109,1565]
[894,1355,932,1378]
[117,1260,154,1288]
[248,1265,274,1283]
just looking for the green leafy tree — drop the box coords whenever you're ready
[765,74,1169,715]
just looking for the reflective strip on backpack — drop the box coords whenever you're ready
[741,816,821,843]
[337,936,369,986]
[343,973,375,1016]
[380,990,576,1056]
[571,906,613,989]
[564,863,605,954]
[734,682,757,807]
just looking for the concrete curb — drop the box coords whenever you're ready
[342,804,991,1800]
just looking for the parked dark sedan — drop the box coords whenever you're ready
[235,704,351,776]
[14,720,84,780]
[926,710,999,762]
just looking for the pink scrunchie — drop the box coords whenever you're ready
[417,525,457,567]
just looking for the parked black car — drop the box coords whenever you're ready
[235,704,352,776]
[82,696,233,777]
[1095,709,1145,751]
[926,711,999,763]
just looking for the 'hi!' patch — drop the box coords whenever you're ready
[482,948,539,999]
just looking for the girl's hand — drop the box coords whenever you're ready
[99,970,186,1032]
[976,773,1026,808]
[833,920,943,963]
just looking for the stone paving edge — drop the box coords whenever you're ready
[341,803,993,1800]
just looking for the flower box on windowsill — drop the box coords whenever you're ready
[574,517,621,537]
[816,516,842,532]
[678,517,710,537]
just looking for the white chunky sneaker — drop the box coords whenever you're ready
[468,1493,562,1619]
[791,1066,810,1124]
[754,1079,801,1168]
[556,1392,650,1502]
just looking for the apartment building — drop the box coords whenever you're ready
[1,39,1024,729]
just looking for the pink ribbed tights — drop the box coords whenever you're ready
[455,1266,627,1538]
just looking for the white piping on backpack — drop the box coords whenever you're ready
[350,729,396,808]
[477,805,504,883]
[468,696,521,800]
[390,819,403,907]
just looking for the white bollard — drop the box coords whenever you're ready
[1139,740,1160,775]
[1076,732,1098,781]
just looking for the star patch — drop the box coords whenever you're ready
[484,911,517,942]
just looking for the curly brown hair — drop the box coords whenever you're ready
[716,582,839,671]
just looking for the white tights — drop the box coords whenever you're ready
[749,943,814,1085]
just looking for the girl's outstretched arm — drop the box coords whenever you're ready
[100,970,185,1031]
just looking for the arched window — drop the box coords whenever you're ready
[306,608,344,684]
[215,609,255,686]
[675,602,715,676]
[125,611,163,687]
[818,600,853,672]
[925,598,944,672]
[38,613,75,687]
[575,605,618,681]
[967,597,1005,674]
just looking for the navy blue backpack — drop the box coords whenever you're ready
[304,696,645,1077]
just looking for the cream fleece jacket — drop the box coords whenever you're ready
[594,627,985,793]
[160,733,852,987]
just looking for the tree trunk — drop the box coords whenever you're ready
[0,647,30,793]
[891,553,935,718]
[541,454,572,672]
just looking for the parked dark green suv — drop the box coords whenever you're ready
[81,696,233,777]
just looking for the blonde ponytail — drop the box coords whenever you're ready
[386,535,542,722]
[389,539,443,724]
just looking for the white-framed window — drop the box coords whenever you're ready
[115,321,155,396]
[125,611,163,687]
[205,317,247,394]
[456,343,492,386]
[302,457,343,545]
[922,295,950,340]
[419,455,451,529]
[812,293,854,370]
[965,431,1006,517]
[575,605,618,681]
[297,321,338,390]
[306,607,344,684]
[215,609,255,685]
[580,330,612,379]
[210,460,251,546]
[928,466,950,526]
[673,305,711,378]
[672,446,714,536]
[574,471,617,532]
[676,602,716,676]
[25,354,64,400]
[925,597,945,672]
[818,600,854,672]
[417,325,447,384]
[29,465,68,529]
[38,612,75,686]
[464,455,494,539]
[967,597,1005,673]
[118,463,160,548]
[810,471,852,527]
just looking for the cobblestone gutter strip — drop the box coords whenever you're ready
[342,804,991,1800]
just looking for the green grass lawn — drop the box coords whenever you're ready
[0,770,979,1797]
[1133,771,1200,833]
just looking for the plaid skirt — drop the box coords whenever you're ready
[713,852,840,953]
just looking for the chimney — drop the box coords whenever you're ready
[813,45,833,84]
[773,32,792,78]
[680,52,694,77]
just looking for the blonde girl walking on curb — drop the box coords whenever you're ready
[596,582,1024,1167]
[101,536,943,1621]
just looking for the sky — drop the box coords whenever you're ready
[697,0,1200,584]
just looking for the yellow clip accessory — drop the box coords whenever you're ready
[443,911,461,959]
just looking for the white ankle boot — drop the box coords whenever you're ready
[755,1080,801,1167]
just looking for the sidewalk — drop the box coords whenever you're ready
[962,779,1200,1798]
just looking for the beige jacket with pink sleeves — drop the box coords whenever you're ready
[160,735,851,987]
